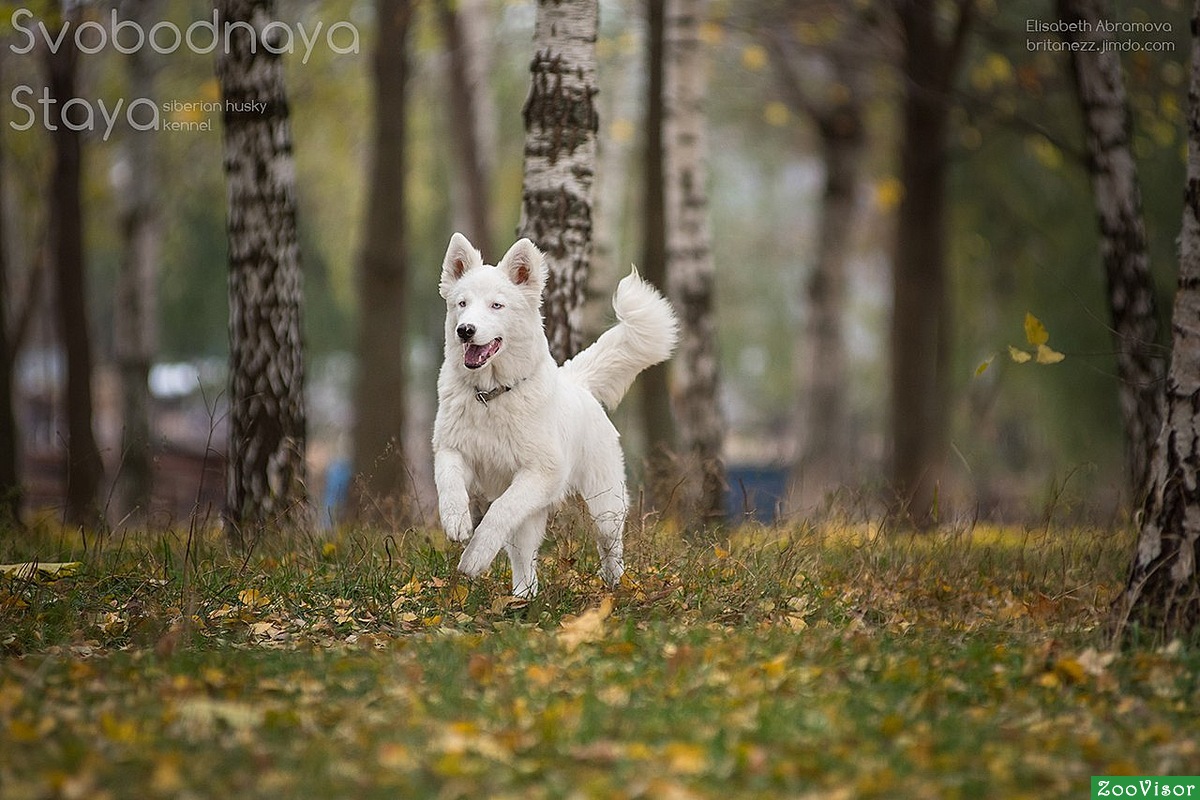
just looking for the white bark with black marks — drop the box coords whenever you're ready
[1059,0,1163,505]
[1116,0,1200,641]
[217,0,308,540]
[516,0,599,363]
[665,0,724,526]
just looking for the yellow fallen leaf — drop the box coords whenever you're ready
[974,357,994,377]
[1054,657,1087,684]
[525,664,557,687]
[762,654,789,678]
[7,719,40,742]
[664,741,708,775]
[175,698,261,733]
[558,596,614,652]
[1036,343,1065,364]
[0,562,81,580]
[1036,670,1061,689]
[101,712,138,743]
[237,588,268,608]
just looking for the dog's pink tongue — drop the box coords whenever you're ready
[464,339,500,369]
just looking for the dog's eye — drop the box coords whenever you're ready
[491,302,504,310]
[458,300,467,308]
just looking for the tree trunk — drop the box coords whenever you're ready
[765,18,868,509]
[516,0,600,364]
[217,0,308,542]
[889,0,972,528]
[438,0,492,249]
[114,0,163,524]
[1114,0,1200,642]
[665,0,724,529]
[1058,0,1163,505]
[797,109,864,506]
[351,0,414,522]
[0,53,19,527]
[46,13,104,527]
[640,0,677,513]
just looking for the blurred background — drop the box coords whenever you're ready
[0,0,1188,530]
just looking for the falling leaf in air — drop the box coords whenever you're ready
[1036,344,1065,364]
[1008,346,1032,364]
[1024,313,1050,346]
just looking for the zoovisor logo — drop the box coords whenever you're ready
[7,7,360,141]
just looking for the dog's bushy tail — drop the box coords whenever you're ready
[562,267,680,409]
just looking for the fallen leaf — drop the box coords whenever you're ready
[0,562,81,579]
[558,596,614,652]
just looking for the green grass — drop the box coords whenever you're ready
[1,518,1198,799]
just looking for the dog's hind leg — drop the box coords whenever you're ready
[505,510,547,598]
[586,486,627,588]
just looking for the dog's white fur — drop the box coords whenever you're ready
[432,232,679,597]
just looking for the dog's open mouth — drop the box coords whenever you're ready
[463,338,502,369]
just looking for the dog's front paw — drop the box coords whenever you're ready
[457,536,501,578]
[440,505,474,543]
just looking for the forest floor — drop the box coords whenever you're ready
[1,515,1198,799]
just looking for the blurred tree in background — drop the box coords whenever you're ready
[45,5,104,527]
[0,0,1191,531]
[351,0,415,523]
[0,49,18,527]
[113,0,163,524]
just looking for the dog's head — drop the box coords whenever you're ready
[439,233,547,371]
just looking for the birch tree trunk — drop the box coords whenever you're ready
[351,0,413,520]
[665,0,724,528]
[46,13,104,527]
[1114,0,1200,642]
[114,0,163,523]
[1058,0,1163,505]
[516,0,600,363]
[217,0,308,542]
[889,0,972,528]
[438,0,492,248]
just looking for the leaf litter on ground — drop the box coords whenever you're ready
[0,521,1197,799]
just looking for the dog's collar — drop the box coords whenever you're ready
[474,379,524,406]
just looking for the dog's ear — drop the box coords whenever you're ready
[440,232,482,297]
[497,238,546,295]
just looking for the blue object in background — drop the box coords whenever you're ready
[322,458,352,529]
[725,464,788,524]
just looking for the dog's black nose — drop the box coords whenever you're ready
[456,323,476,342]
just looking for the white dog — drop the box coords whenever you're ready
[432,233,679,597]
